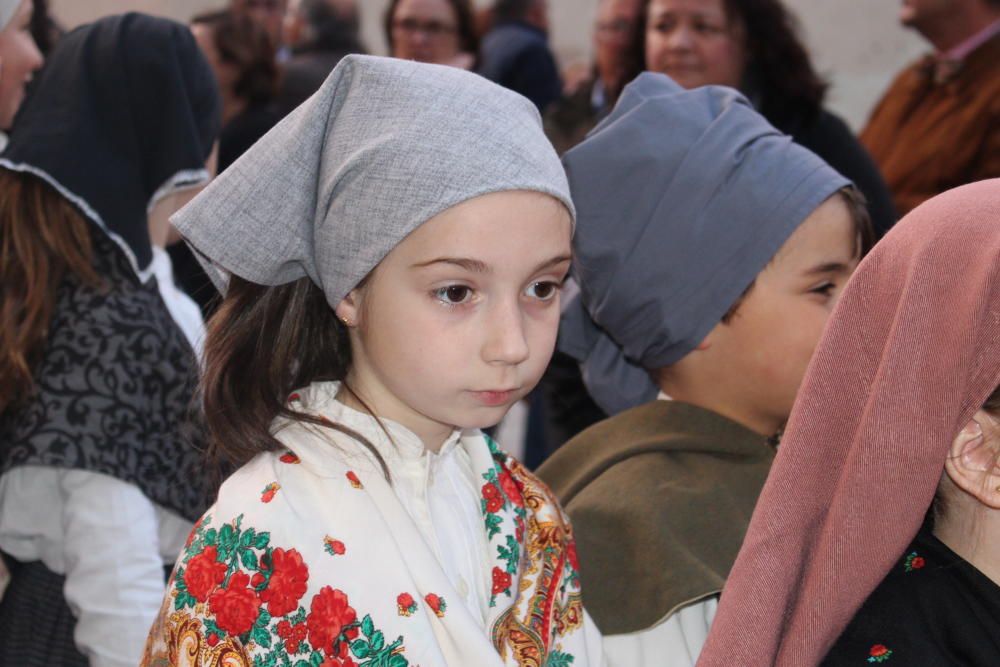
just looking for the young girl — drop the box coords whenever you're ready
[142,54,604,667]
[0,13,220,665]
[697,179,1000,665]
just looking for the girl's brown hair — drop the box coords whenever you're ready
[202,274,388,476]
[0,170,101,413]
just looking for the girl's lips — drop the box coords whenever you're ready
[471,389,517,407]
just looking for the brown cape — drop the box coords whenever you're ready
[536,400,774,634]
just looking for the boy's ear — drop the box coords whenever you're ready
[335,289,362,328]
[943,410,1000,509]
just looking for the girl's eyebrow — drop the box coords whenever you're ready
[411,257,491,273]
[411,255,572,274]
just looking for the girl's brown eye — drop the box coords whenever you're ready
[434,285,473,305]
[527,281,559,301]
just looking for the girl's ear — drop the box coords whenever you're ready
[943,410,1000,509]
[335,289,363,328]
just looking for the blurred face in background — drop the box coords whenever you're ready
[390,0,462,64]
[231,0,286,47]
[644,0,746,90]
[0,0,43,129]
[191,23,238,98]
[593,0,643,88]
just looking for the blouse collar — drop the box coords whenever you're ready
[285,381,467,473]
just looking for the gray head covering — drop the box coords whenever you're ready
[0,1,18,30]
[560,72,849,416]
[173,54,573,307]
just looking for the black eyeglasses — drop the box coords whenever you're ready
[392,18,458,37]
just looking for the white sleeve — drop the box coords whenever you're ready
[601,596,719,667]
[60,470,169,667]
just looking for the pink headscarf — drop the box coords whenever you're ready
[697,179,1000,666]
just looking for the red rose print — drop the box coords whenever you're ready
[261,548,310,617]
[870,645,889,657]
[904,551,926,572]
[207,633,220,647]
[515,515,526,543]
[346,471,363,489]
[483,483,504,513]
[307,586,358,656]
[208,571,261,636]
[324,536,346,556]
[261,482,280,503]
[321,647,357,667]
[288,392,301,402]
[279,620,308,653]
[492,567,512,595]
[183,545,227,602]
[280,452,301,464]
[424,593,447,617]
[251,572,266,589]
[397,592,417,616]
[498,471,524,507]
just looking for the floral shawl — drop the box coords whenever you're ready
[141,384,603,667]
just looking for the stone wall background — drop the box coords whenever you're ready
[49,0,927,130]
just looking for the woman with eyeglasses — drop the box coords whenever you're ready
[384,0,478,69]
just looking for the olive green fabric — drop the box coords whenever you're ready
[537,399,774,634]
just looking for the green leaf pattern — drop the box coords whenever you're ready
[173,513,408,666]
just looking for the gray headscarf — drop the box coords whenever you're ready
[173,54,573,307]
[560,73,849,416]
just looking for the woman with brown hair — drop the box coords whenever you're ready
[178,9,282,315]
[636,0,897,239]
[0,13,219,665]
[191,9,281,173]
[384,0,479,69]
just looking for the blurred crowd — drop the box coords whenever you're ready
[0,0,996,665]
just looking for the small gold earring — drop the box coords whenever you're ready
[341,316,352,326]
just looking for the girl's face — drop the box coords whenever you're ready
[644,0,746,90]
[0,0,43,130]
[390,0,462,65]
[338,190,572,449]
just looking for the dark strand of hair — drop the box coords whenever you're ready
[201,275,390,479]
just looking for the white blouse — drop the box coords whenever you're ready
[0,467,192,667]
[150,245,206,356]
[322,394,494,626]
